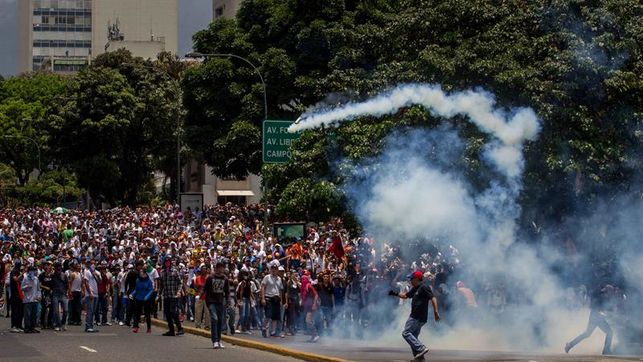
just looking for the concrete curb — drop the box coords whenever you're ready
[151,318,351,362]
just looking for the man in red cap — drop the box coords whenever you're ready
[390,271,440,361]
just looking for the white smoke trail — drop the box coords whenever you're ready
[290,84,541,178]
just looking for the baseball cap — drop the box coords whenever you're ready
[407,271,424,281]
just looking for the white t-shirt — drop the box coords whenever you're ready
[83,269,99,295]
[147,268,159,290]
[261,274,283,298]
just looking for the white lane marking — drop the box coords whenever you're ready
[80,346,97,353]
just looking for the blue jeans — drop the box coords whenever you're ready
[402,317,426,355]
[208,303,224,343]
[23,302,39,331]
[240,298,252,331]
[84,296,99,330]
[52,295,68,328]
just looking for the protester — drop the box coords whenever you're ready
[301,273,319,343]
[390,271,440,361]
[131,263,154,334]
[159,256,184,336]
[22,265,41,333]
[205,261,229,349]
[0,203,621,356]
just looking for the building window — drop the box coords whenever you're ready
[214,6,224,18]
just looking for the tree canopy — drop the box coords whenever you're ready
[188,0,642,224]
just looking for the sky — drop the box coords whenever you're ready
[0,0,213,77]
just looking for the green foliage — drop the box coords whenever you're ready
[49,50,184,205]
[15,169,82,206]
[210,120,262,179]
[275,178,345,221]
[192,0,642,226]
[0,72,68,184]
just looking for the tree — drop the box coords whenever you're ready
[49,49,184,205]
[188,0,642,227]
[0,73,68,185]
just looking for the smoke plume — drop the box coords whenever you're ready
[292,83,641,354]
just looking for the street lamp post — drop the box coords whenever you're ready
[1,134,42,174]
[185,52,270,206]
[185,52,268,121]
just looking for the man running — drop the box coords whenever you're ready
[390,271,440,361]
[565,284,615,355]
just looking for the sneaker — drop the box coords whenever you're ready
[147,328,151,334]
[62,326,67,331]
[218,342,225,349]
[213,342,219,349]
[413,348,429,360]
[189,317,194,322]
[176,329,185,336]
[132,327,139,333]
[261,328,268,338]
[104,322,112,326]
[54,327,61,331]
[85,328,99,333]
[244,331,252,335]
[119,321,124,326]
[162,331,175,336]
[280,332,285,338]
[10,327,22,333]
[235,329,241,334]
[311,335,319,343]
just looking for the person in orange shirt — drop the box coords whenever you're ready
[287,239,304,270]
[193,265,211,329]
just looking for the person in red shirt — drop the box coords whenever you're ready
[96,263,112,326]
[193,265,210,329]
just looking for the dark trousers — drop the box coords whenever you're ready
[10,296,23,329]
[96,293,108,324]
[568,308,613,354]
[133,299,152,330]
[125,296,135,325]
[40,297,53,328]
[150,291,158,318]
[69,291,82,324]
[23,302,39,331]
[163,297,182,334]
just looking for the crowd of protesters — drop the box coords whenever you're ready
[0,203,615,350]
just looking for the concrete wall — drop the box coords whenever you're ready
[92,0,178,59]
[17,0,32,73]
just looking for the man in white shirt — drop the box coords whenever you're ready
[260,261,284,338]
[82,259,100,332]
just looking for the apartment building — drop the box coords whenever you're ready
[18,0,178,74]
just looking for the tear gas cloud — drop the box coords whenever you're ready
[294,84,642,354]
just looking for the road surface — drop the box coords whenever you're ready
[0,316,301,362]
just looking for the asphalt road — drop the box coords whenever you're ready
[178,318,643,362]
[0,316,301,362]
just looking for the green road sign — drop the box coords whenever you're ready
[263,120,301,164]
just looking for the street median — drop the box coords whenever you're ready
[151,318,351,362]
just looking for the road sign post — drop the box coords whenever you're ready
[262,120,301,164]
